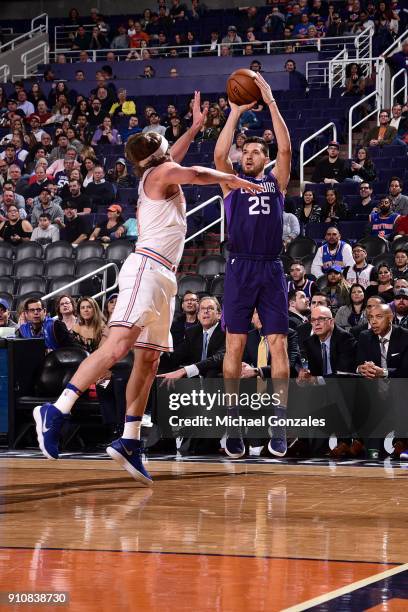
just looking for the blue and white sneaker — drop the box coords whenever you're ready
[268,406,288,457]
[33,403,65,460]
[106,438,153,486]
[225,436,246,459]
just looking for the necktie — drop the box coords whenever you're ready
[379,338,388,368]
[321,342,328,376]
[201,331,208,360]
[257,335,268,393]
[257,335,268,368]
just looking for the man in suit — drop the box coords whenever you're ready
[362,110,397,148]
[298,305,357,458]
[297,292,331,353]
[298,306,357,378]
[241,310,301,379]
[288,288,309,330]
[357,304,408,458]
[158,296,225,379]
[357,304,408,379]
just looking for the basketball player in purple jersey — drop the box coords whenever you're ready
[215,72,291,458]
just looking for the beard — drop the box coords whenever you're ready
[242,163,264,178]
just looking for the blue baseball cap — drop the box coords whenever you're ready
[326,264,343,274]
[0,298,10,310]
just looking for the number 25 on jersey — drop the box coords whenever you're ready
[248,196,270,215]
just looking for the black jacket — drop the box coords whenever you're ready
[84,181,115,208]
[242,328,301,378]
[303,325,357,375]
[350,321,369,339]
[164,322,225,377]
[170,314,199,348]
[357,326,408,378]
[288,311,308,330]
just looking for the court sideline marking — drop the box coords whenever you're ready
[281,562,408,611]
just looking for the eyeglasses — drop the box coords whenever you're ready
[310,317,332,324]
[27,307,43,313]
[395,296,408,301]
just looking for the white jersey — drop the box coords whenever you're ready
[136,167,187,268]
[345,264,374,289]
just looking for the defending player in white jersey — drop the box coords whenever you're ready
[33,92,263,485]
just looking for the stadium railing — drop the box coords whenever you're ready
[42,261,119,311]
[299,122,338,192]
[347,89,382,158]
[49,33,369,63]
[391,69,407,109]
[185,195,224,245]
[0,13,48,54]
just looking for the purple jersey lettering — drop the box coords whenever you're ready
[224,172,284,258]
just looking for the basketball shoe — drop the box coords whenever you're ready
[106,438,153,486]
[268,405,288,457]
[225,436,246,459]
[33,403,65,460]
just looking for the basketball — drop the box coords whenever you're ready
[226,69,260,105]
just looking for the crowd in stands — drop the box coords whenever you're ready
[52,2,408,59]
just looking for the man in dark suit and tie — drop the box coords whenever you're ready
[298,306,357,378]
[356,304,408,458]
[297,305,357,458]
[357,304,408,379]
[158,296,225,379]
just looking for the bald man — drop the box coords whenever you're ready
[357,304,408,379]
[298,305,356,380]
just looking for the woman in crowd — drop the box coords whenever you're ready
[347,147,377,183]
[165,115,186,144]
[0,206,33,244]
[106,158,135,188]
[296,190,323,226]
[27,83,47,107]
[55,294,77,331]
[89,204,124,243]
[335,283,367,331]
[321,188,348,223]
[365,263,395,303]
[71,296,105,354]
[103,293,118,323]
[202,104,225,140]
[229,132,246,166]
[91,116,120,146]
[322,266,350,314]
[72,99,91,124]
[82,156,97,187]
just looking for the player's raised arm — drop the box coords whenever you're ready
[169,91,207,164]
[214,100,256,179]
[254,72,291,192]
[155,161,264,194]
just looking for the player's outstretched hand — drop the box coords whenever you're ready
[191,90,208,133]
[228,99,257,115]
[253,73,274,105]
[225,174,264,194]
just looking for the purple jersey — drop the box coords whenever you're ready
[224,171,284,258]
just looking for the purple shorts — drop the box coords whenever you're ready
[222,256,288,335]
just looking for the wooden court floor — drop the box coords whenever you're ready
[1,457,408,611]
